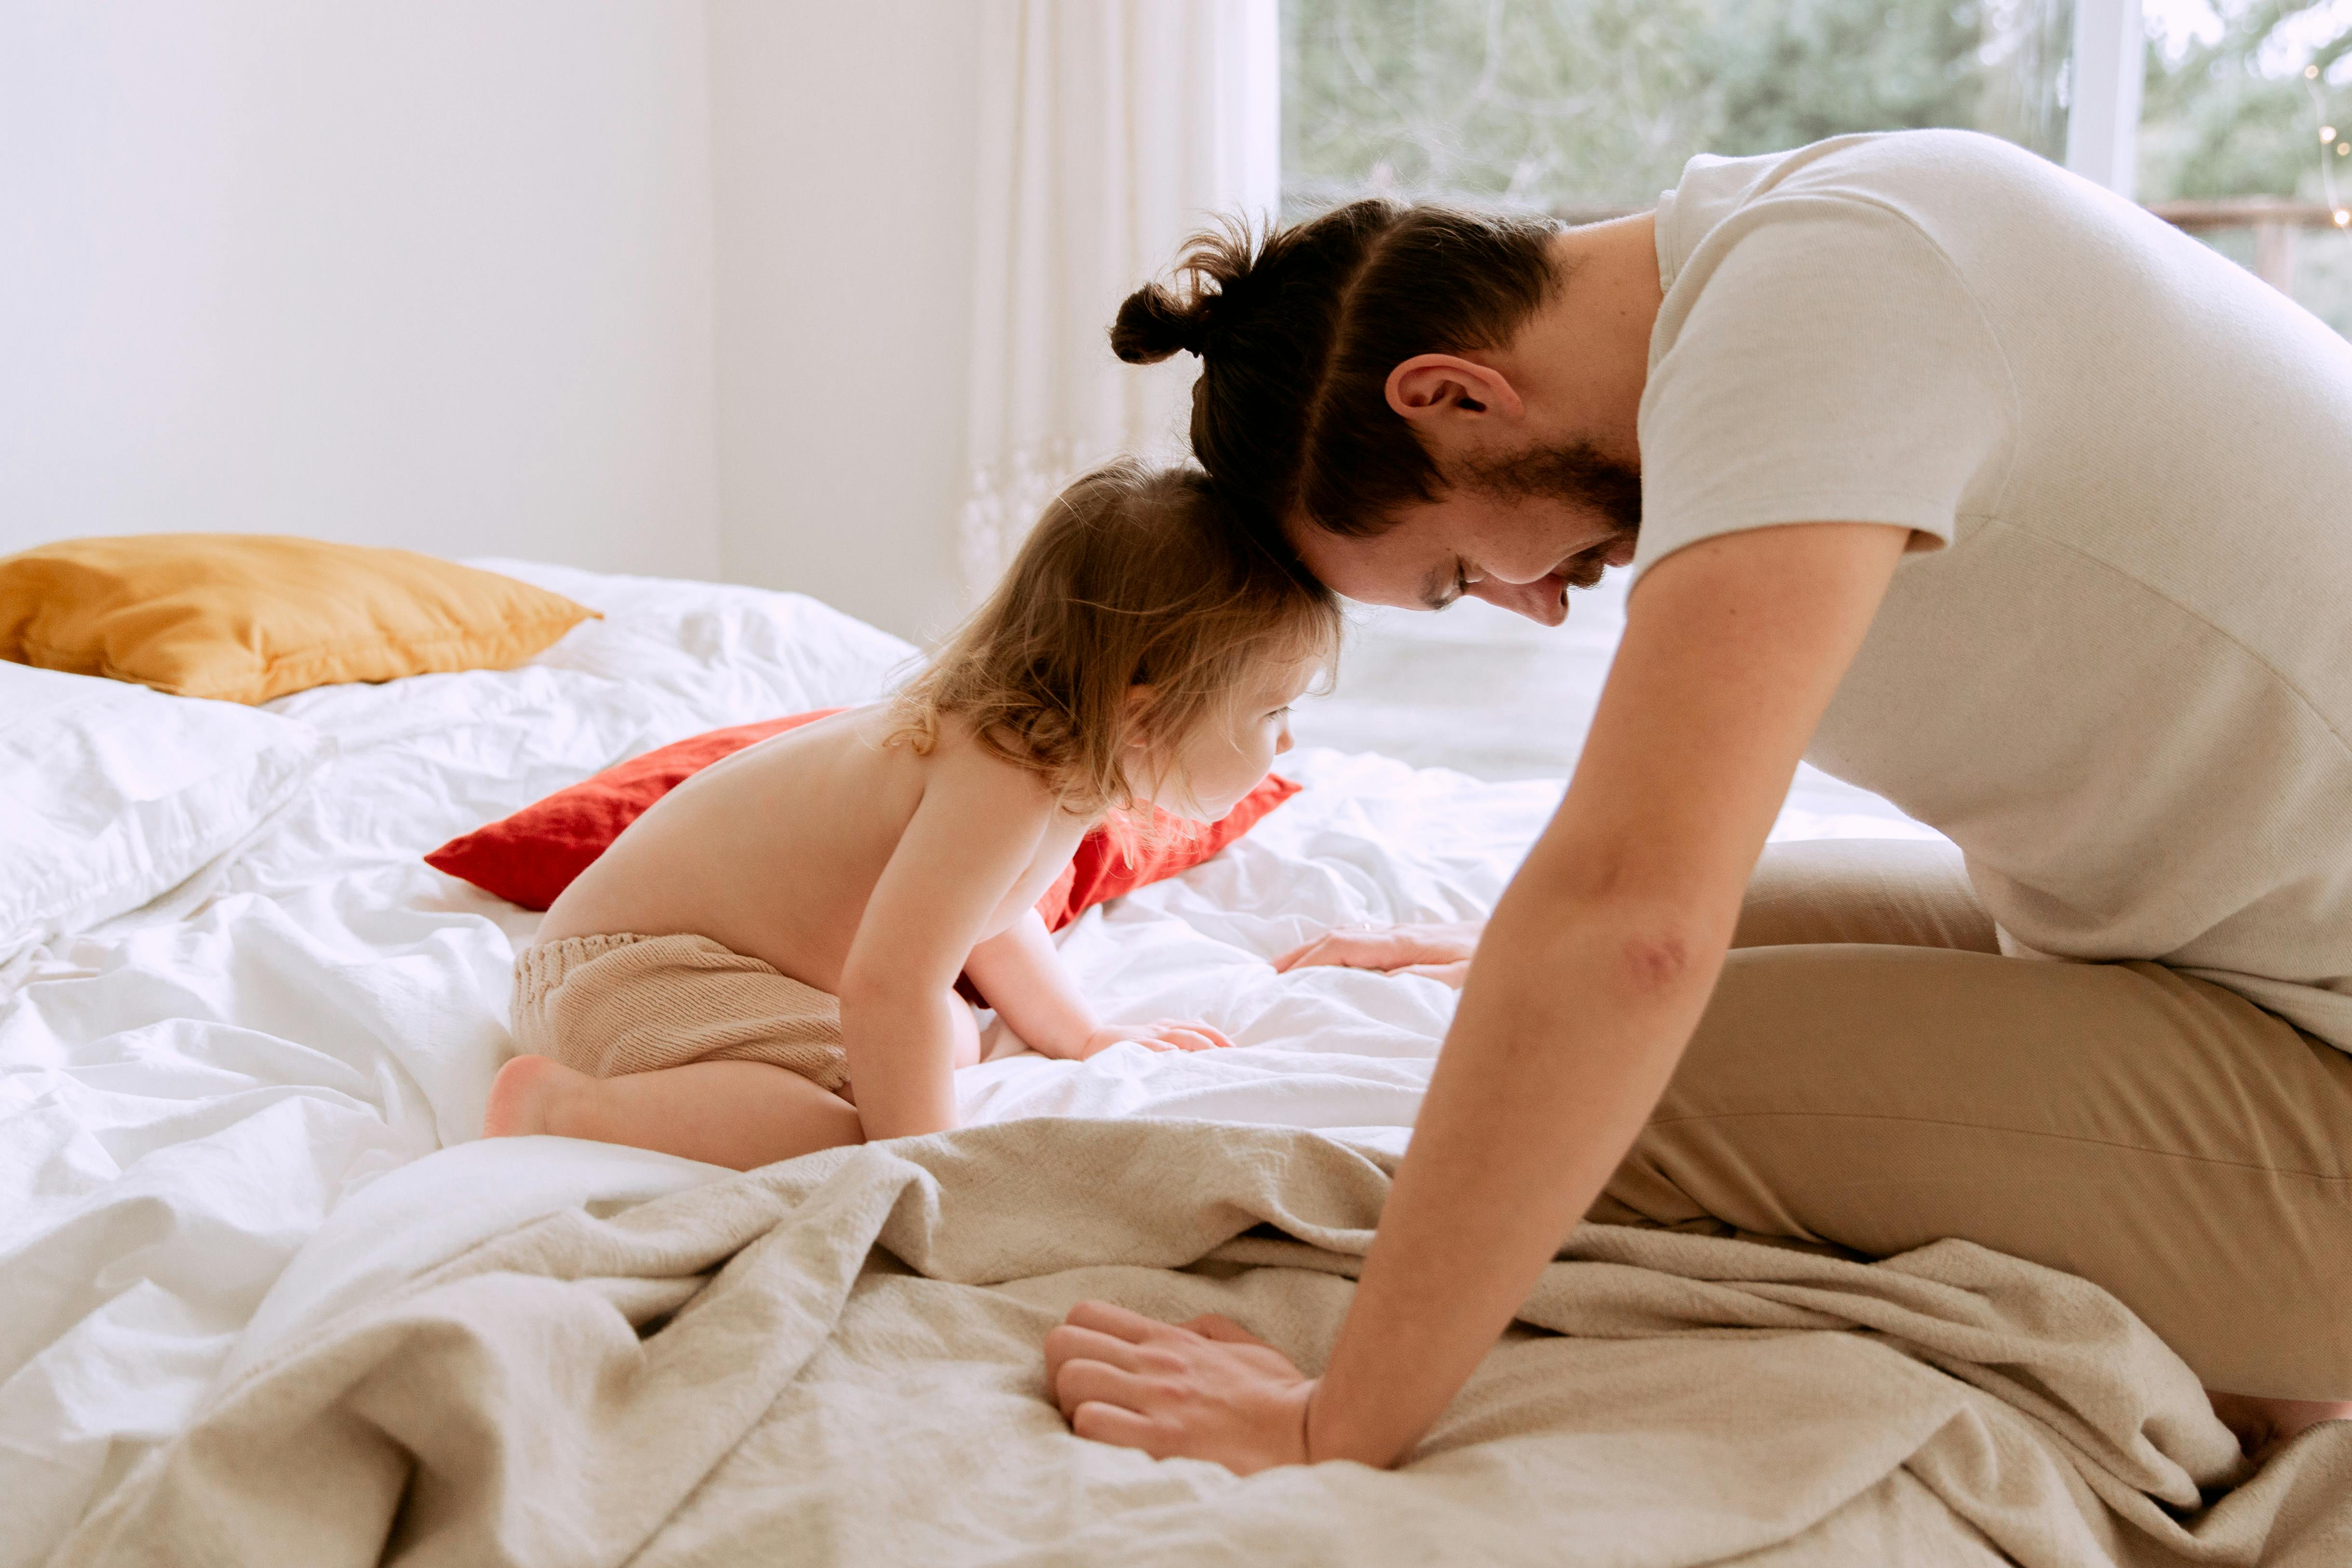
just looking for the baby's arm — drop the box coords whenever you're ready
[964,910,1236,1059]
[838,751,1055,1139]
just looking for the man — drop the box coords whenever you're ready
[1045,130,2352,1471]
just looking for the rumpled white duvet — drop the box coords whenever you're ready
[12,563,2339,1566]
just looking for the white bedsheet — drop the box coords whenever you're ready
[0,563,1939,1564]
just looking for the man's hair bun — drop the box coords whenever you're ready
[1109,221,1262,365]
[1110,282,1210,364]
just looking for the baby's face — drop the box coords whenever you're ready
[1139,660,1316,822]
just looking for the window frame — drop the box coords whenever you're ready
[2066,0,2148,194]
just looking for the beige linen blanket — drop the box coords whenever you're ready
[54,1120,2352,1567]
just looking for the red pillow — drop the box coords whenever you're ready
[424,710,843,911]
[1033,772,1302,930]
[424,710,1299,931]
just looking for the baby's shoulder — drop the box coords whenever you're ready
[906,710,1076,823]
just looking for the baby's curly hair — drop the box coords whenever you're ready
[893,459,1340,817]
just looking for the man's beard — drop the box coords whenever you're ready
[1459,440,1642,589]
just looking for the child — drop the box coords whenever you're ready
[484,461,1340,1169]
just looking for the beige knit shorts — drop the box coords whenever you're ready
[510,932,849,1093]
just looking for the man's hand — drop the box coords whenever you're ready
[1272,919,1485,989]
[1080,1020,1236,1058]
[1045,1301,1316,1474]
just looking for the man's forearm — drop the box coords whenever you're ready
[1304,868,1730,1467]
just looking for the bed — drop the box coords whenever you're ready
[6,563,2346,1566]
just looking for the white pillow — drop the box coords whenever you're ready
[0,664,323,966]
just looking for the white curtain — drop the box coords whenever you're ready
[959,0,1280,599]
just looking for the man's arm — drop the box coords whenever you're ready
[1045,521,1909,1469]
[1273,920,1484,985]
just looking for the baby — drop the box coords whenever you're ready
[484,461,1339,1169]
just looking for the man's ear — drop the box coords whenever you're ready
[1384,354,1524,429]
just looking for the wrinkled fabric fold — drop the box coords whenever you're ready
[55,1119,2352,1568]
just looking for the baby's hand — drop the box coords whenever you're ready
[1081,1020,1236,1058]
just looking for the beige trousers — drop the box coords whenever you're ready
[1592,839,2352,1401]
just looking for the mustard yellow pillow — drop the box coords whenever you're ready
[0,535,598,704]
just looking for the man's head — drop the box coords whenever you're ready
[1111,200,1650,625]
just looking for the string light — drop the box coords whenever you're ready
[2302,59,2350,256]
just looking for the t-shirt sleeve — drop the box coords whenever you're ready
[1632,197,2014,580]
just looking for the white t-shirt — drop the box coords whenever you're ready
[1635,129,2352,1050]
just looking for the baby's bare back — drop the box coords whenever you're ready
[538,708,1052,993]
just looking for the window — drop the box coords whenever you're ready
[1281,1,2084,808]
[1280,2,2074,809]
[1281,0,2352,327]
[1282,0,2075,218]
[2140,1,2352,333]
[1275,1,2341,823]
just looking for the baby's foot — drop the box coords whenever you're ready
[2206,1391,2352,1461]
[483,1054,582,1138]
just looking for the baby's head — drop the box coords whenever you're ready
[897,459,1341,820]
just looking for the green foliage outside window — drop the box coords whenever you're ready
[2139,3,2352,201]
[1281,1,2352,330]
[1283,0,2350,209]
[1281,0,2073,215]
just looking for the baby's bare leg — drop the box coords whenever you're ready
[485,1055,862,1170]
[948,989,983,1069]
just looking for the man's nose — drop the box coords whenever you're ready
[1465,574,1569,626]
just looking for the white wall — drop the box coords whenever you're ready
[0,1,720,578]
[706,0,982,644]
[0,1,991,640]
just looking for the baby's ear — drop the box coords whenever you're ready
[1123,683,1157,721]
